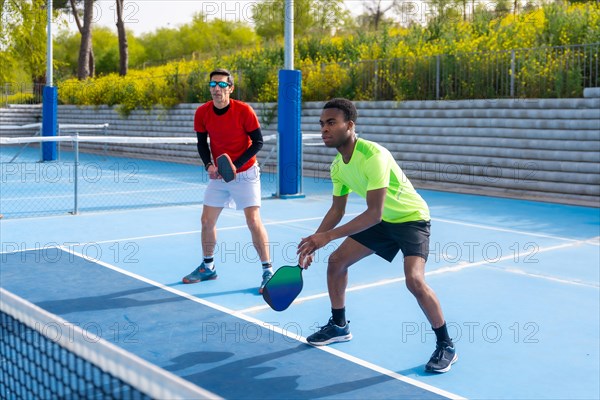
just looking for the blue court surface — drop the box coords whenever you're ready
[1,170,599,399]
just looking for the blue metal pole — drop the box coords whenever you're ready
[277,0,304,198]
[277,70,303,198]
[42,0,57,161]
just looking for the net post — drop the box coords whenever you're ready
[277,69,304,199]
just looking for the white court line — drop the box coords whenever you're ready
[433,217,579,242]
[487,266,600,288]
[39,245,463,400]
[585,236,600,246]
[239,238,599,314]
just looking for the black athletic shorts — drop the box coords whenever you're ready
[350,220,431,262]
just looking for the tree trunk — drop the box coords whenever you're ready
[70,0,95,78]
[76,0,94,80]
[89,49,95,77]
[33,74,46,102]
[115,0,128,76]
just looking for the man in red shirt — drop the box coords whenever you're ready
[182,68,273,293]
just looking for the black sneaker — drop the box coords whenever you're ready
[425,342,458,373]
[306,318,352,346]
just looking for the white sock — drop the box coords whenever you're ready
[262,261,273,273]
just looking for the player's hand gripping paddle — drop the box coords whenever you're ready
[216,154,236,183]
[262,265,303,311]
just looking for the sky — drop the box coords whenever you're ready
[61,1,385,36]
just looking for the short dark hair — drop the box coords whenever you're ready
[323,98,357,123]
[209,68,234,86]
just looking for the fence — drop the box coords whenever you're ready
[0,134,205,218]
[2,43,599,107]
[1,82,44,107]
[231,43,600,101]
[309,43,600,101]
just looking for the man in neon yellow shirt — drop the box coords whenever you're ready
[297,98,457,373]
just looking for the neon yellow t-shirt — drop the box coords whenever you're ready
[331,138,430,223]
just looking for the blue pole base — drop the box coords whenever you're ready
[277,69,302,197]
[278,193,306,199]
[42,86,58,161]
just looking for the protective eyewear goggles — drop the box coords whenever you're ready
[209,81,231,88]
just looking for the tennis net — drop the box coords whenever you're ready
[0,287,220,399]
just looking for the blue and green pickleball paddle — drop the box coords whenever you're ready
[262,265,303,311]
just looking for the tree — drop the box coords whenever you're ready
[0,0,16,83]
[53,28,81,78]
[54,26,144,76]
[252,0,349,40]
[115,0,128,75]
[495,0,512,16]
[428,0,454,20]
[90,27,118,75]
[62,0,95,79]
[361,0,399,31]
[138,14,258,65]
[4,0,48,96]
[309,0,353,35]
[139,27,184,64]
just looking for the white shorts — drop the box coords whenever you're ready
[203,164,262,210]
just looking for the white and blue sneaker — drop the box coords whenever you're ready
[182,262,217,284]
[258,269,273,294]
